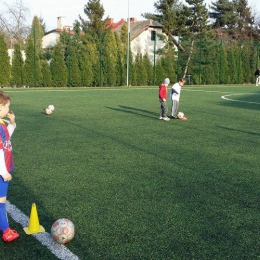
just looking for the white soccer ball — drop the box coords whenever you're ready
[178,112,184,119]
[51,218,75,244]
[48,105,55,111]
[45,108,52,115]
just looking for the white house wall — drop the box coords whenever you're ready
[7,49,26,64]
[42,32,60,49]
[131,28,165,63]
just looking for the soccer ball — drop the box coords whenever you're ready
[51,218,75,244]
[48,105,55,111]
[45,108,52,115]
[177,112,184,119]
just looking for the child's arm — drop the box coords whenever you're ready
[171,88,179,95]
[0,149,12,181]
[6,111,16,137]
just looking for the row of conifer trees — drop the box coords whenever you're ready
[0,19,259,87]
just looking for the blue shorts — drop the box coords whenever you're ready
[0,176,9,197]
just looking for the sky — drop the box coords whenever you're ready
[17,0,260,31]
[22,0,155,31]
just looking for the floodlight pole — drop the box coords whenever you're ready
[33,24,36,88]
[126,0,130,87]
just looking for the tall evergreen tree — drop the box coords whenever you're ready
[130,59,137,86]
[23,38,43,86]
[240,44,251,83]
[236,40,244,83]
[160,52,176,82]
[200,39,219,84]
[226,43,238,83]
[211,0,255,40]
[143,0,180,50]
[23,16,44,86]
[102,29,117,86]
[175,0,212,76]
[78,0,110,86]
[0,33,10,86]
[79,45,94,87]
[135,52,148,86]
[41,60,52,87]
[119,23,128,45]
[115,32,127,86]
[23,39,34,86]
[210,0,238,28]
[66,45,81,87]
[142,52,153,85]
[218,41,229,84]
[50,43,67,87]
[27,16,44,57]
[155,58,165,85]
[79,0,106,44]
[11,43,24,86]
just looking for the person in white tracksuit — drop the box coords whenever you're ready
[170,77,186,118]
[255,68,260,86]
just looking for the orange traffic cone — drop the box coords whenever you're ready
[24,203,45,235]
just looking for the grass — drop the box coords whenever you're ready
[1,85,260,260]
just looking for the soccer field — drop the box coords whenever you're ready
[1,85,260,260]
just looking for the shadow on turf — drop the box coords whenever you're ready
[105,105,158,118]
[216,126,260,136]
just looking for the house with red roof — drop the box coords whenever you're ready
[42,17,170,62]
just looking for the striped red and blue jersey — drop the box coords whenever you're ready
[0,121,14,173]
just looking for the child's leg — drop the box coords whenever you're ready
[0,181,9,233]
[0,199,9,232]
[172,100,179,117]
[171,101,174,116]
[163,101,168,117]
[0,179,19,242]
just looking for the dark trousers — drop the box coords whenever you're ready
[159,99,168,117]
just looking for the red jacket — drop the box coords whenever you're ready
[159,84,167,99]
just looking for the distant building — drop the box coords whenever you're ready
[109,17,166,62]
[42,17,168,62]
[42,17,73,49]
[7,49,26,64]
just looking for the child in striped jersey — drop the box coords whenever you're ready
[0,92,19,242]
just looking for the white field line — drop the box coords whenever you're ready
[221,93,260,105]
[6,200,79,260]
[184,89,260,104]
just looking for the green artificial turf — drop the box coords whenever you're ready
[1,85,260,260]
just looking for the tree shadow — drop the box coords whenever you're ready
[215,125,260,137]
[105,105,158,119]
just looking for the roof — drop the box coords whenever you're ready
[44,18,163,42]
[113,19,163,41]
[45,27,75,35]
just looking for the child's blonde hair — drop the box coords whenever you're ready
[0,91,11,105]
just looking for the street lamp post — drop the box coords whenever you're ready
[126,0,130,87]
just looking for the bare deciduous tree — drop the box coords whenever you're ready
[0,0,30,47]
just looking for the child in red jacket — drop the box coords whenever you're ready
[159,78,170,121]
